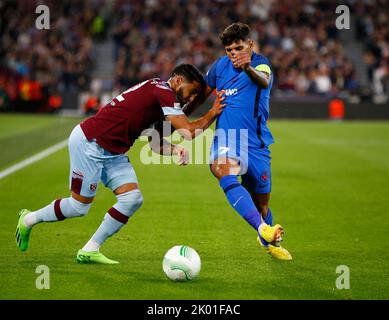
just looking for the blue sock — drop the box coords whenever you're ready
[219,175,263,231]
[263,207,273,226]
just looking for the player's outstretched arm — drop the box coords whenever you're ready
[166,91,225,141]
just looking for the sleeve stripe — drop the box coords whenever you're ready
[156,84,173,91]
[255,64,272,74]
[162,107,185,116]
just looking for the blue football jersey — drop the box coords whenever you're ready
[204,53,274,151]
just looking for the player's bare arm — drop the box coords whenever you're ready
[166,91,226,140]
[236,53,270,89]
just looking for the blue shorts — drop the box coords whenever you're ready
[241,150,271,194]
[68,125,139,197]
[210,140,272,195]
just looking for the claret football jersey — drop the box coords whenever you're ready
[80,79,184,154]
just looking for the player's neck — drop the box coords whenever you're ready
[167,79,173,89]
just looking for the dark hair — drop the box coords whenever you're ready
[172,64,205,89]
[219,22,251,46]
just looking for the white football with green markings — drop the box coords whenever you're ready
[162,245,201,282]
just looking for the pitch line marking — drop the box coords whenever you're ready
[0,139,68,180]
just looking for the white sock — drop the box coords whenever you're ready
[86,213,124,250]
[23,198,91,228]
[24,212,40,228]
[24,202,57,228]
[82,239,101,252]
[81,190,143,251]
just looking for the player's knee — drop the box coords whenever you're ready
[211,158,241,180]
[116,189,143,217]
[69,197,92,217]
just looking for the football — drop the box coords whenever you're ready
[162,245,201,281]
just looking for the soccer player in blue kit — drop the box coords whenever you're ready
[202,23,292,260]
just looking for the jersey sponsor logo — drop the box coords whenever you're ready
[225,88,238,96]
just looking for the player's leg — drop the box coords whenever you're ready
[210,157,281,244]
[241,153,277,240]
[241,175,273,225]
[244,155,292,260]
[21,193,93,228]
[253,193,272,225]
[16,125,99,252]
[77,155,143,264]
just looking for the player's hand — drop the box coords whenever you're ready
[173,145,190,166]
[210,90,226,117]
[232,52,251,70]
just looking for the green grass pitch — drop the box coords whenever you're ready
[0,114,388,299]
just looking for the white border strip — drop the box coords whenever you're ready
[0,139,68,180]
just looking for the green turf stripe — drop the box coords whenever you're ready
[0,116,83,170]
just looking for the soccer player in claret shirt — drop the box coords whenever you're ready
[201,23,292,260]
[15,64,225,264]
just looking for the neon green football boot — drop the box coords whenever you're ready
[76,249,119,265]
[15,209,32,252]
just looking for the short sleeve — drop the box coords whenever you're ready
[204,60,218,89]
[154,85,185,116]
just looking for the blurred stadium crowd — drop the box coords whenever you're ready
[354,0,389,97]
[0,0,388,112]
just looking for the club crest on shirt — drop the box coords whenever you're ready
[90,183,97,192]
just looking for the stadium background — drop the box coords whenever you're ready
[0,0,388,300]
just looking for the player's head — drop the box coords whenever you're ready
[219,22,254,66]
[170,64,205,105]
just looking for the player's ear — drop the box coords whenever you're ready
[176,75,185,86]
[172,75,182,87]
